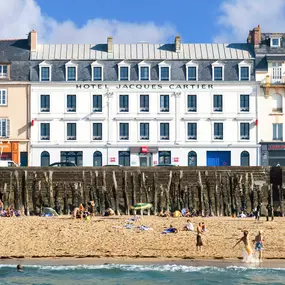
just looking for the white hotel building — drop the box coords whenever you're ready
[29,33,259,166]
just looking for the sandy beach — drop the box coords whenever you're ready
[0,216,284,260]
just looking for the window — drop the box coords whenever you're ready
[0,65,8,78]
[93,123,102,140]
[159,151,171,165]
[160,95,169,112]
[67,123,76,140]
[187,66,197,81]
[93,151,102,166]
[67,95,76,112]
[41,151,50,167]
[119,95,129,112]
[240,66,250,81]
[212,62,224,81]
[240,95,249,112]
[160,123,169,140]
[273,123,283,140]
[213,95,223,112]
[40,123,50,140]
[40,66,50,81]
[119,66,129,81]
[140,66,150,81]
[0,90,7,106]
[140,95,149,112]
[61,151,83,166]
[272,62,282,83]
[0,118,9,137]
[92,67,102,81]
[272,93,282,113]
[271,38,280,47]
[67,66,77,81]
[213,123,223,140]
[140,123,149,140]
[187,123,197,140]
[93,95,102,112]
[241,151,250,166]
[240,123,250,140]
[40,95,50,112]
[119,123,129,140]
[160,66,170,81]
[119,151,130,166]
[188,151,197,166]
[187,95,197,112]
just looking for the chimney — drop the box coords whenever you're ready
[28,30,37,52]
[175,36,181,52]
[247,25,261,47]
[107,37,113,53]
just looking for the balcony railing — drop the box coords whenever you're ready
[263,75,285,85]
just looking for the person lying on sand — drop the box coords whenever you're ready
[233,230,252,256]
[253,230,264,261]
[183,220,194,231]
[162,224,178,234]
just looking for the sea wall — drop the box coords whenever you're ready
[0,166,283,216]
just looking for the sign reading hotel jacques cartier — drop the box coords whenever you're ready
[76,84,214,90]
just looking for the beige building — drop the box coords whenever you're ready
[0,36,31,165]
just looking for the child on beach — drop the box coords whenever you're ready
[233,230,253,257]
[196,223,203,251]
[254,230,264,261]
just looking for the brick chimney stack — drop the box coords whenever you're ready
[247,25,261,47]
[28,30,37,52]
[175,36,181,52]
[107,37,113,53]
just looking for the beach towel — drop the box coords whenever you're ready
[138,225,153,231]
[162,227,177,234]
[124,224,134,229]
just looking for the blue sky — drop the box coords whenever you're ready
[0,0,284,44]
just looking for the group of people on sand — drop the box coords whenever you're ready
[72,201,95,220]
[233,230,264,261]
[0,200,22,217]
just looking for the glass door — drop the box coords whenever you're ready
[139,153,152,166]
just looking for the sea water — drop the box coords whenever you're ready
[0,263,285,285]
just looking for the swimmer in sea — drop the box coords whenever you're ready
[17,264,23,272]
[233,230,252,256]
[254,230,264,261]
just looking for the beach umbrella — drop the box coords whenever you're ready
[42,207,59,216]
[131,203,152,210]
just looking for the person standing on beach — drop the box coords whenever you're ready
[196,223,203,251]
[254,230,264,261]
[233,230,252,257]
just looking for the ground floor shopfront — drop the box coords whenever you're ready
[30,145,259,167]
[0,141,29,166]
[260,142,285,166]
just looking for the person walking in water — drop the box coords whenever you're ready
[233,230,252,257]
[254,230,264,261]
[196,222,203,251]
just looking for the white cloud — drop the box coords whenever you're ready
[214,0,285,43]
[0,0,177,43]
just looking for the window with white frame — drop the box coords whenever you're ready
[160,95,169,112]
[160,123,169,140]
[91,61,103,81]
[159,62,170,81]
[273,123,283,140]
[272,93,283,113]
[140,95,149,112]
[118,61,130,81]
[187,123,197,140]
[213,122,223,140]
[140,123,149,140]
[93,123,103,140]
[65,61,77,81]
[119,95,129,112]
[186,61,198,81]
[119,123,129,140]
[240,123,250,140]
[271,37,281,47]
[40,95,50,112]
[212,62,224,81]
[138,61,150,81]
[240,95,249,112]
[0,65,8,78]
[40,123,50,140]
[92,95,102,112]
[0,118,10,138]
[187,95,197,112]
[213,95,223,112]
[238,62,250,81]
[0,90,7,106]
[66,95,76,112]
[39,62,51,81]
[66,123,77,140]
[272,62,282,83]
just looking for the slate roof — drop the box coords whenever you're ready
[0,39,30,62]
[30,43,254,61]
[255,33,285,54]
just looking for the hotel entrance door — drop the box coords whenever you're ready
[139,153,152,166]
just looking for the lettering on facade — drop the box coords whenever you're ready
[76,84,214,90]
[268,145,285,150]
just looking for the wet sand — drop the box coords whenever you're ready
[0,216,284,260]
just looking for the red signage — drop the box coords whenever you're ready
[141,146,149,153]
[154,161,157,165]
[110,157,116,162]
[268,145,285,150]
[174,157,179,162]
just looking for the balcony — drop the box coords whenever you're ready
[262,75,285,97]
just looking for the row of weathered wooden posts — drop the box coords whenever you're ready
[0,169,283,216]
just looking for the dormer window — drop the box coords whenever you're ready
[212,61,224,81]
[65,61,77,81]
[0,65,8,79]
[39,61,51,81]
[186,61,198,81]
[91,61,103,81]
[118,61,130,81]
[271,37,281,47]
[138,61,150,81]
[238,61,251,81]
[159,61,171,81]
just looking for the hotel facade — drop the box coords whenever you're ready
[29,33,259,166]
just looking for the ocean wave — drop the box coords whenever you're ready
[0,263,284,273]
